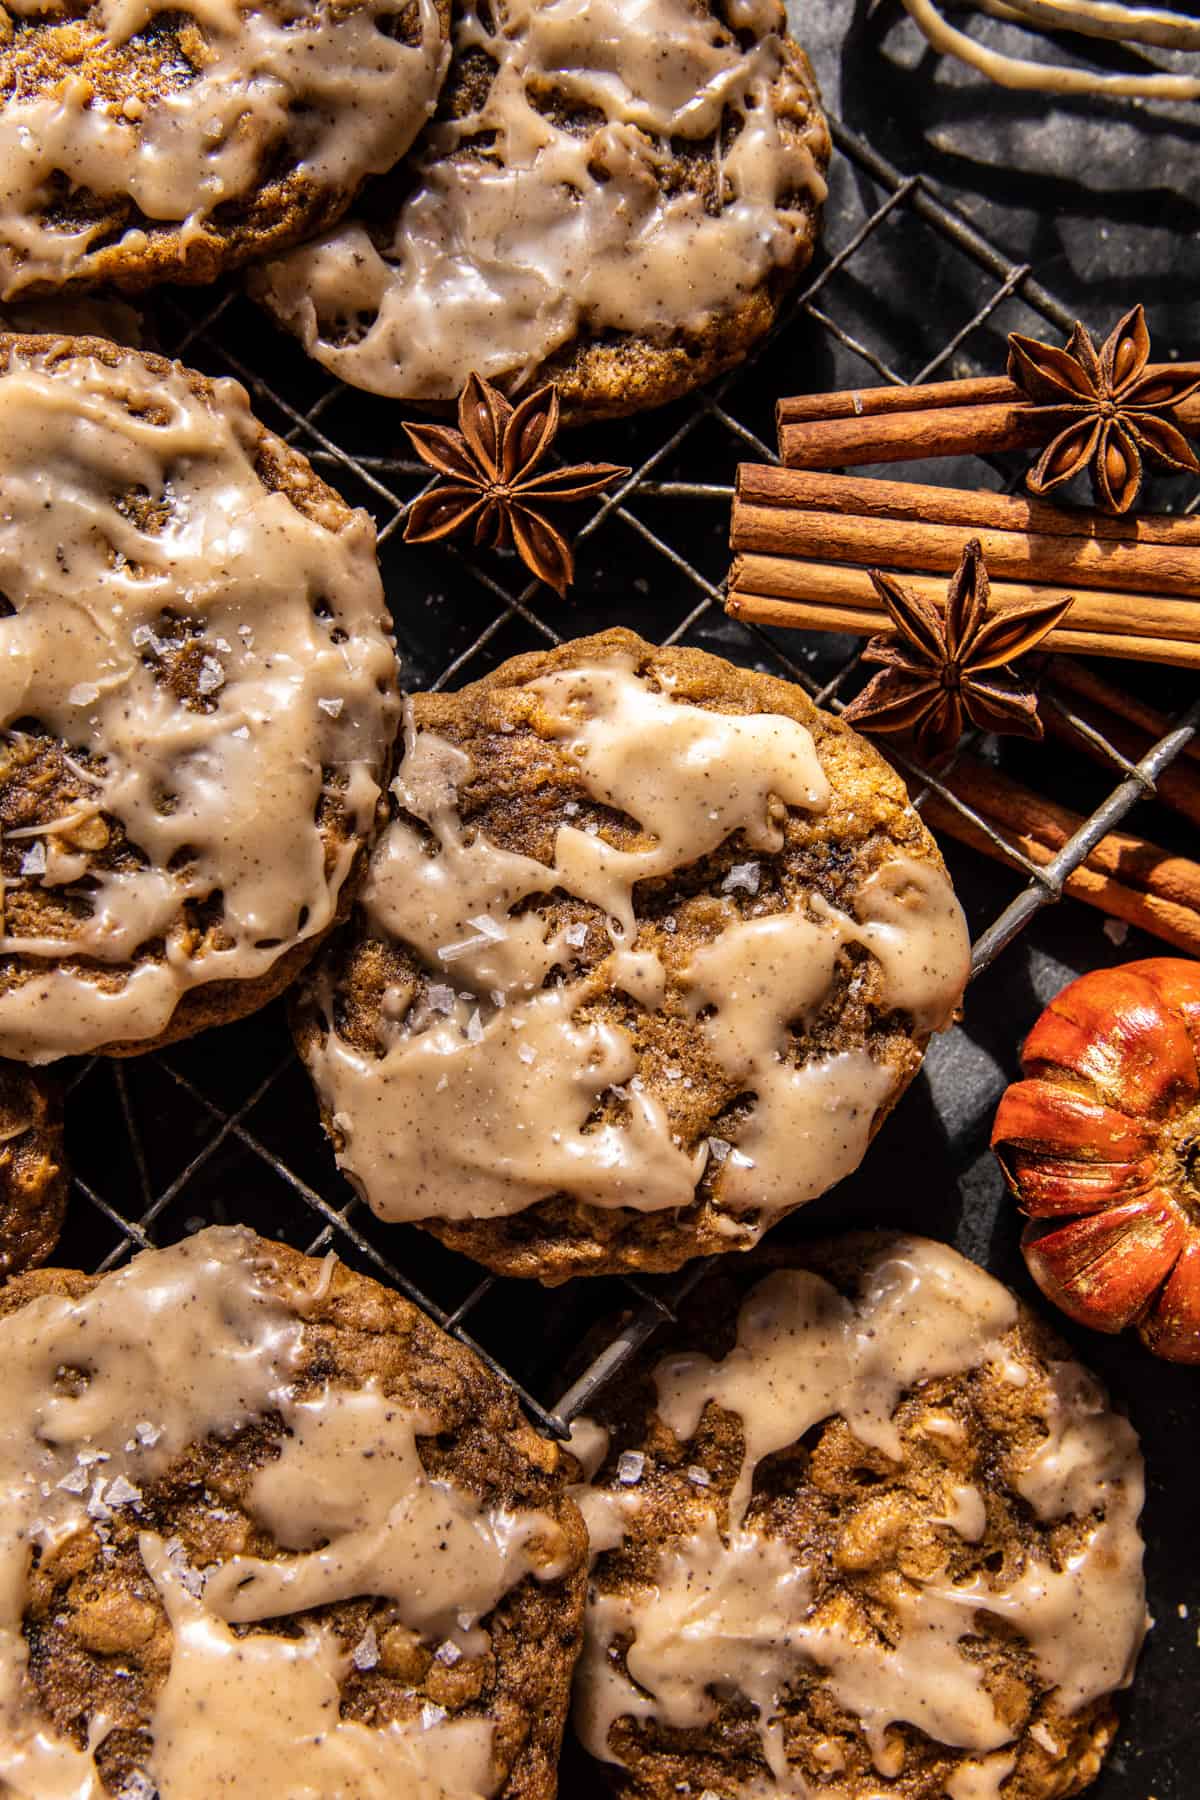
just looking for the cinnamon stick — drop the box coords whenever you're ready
[734,501,1200,601]
[779,401,1045,471]
[727,557,1200,668]
[777,373,1017,425]
[777,366,1200,469]
[920,757,1200,957]
[737,464,1200,551]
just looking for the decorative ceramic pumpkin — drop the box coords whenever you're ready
[991,957,1200,1363]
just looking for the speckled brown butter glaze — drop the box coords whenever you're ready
[0,1225,586,1798]
[254,0,830,420]
[0,0,450,296]
[294,631,970,1283]
[0,333,399,1063]
[572,1232,1147,1800]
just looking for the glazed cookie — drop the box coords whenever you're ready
[0,1225,587,1798]
[294,630,970,1281]
[572,1232,1147,1800]
[254,0,830,419]
[0,334,399,1062]
[0,0,450,297]
[0,1062,67,1276]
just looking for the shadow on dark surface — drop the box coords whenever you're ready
[834,0,1200,331]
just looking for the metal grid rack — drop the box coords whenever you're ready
[59,110,1200,1446]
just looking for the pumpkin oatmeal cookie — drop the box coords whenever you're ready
[571,1231,1147,1800]
[254,0,831,420]
[0,333,399,1063]
[0,0,450,297]
[0,1225,586,1797]
[293,630,970,1282]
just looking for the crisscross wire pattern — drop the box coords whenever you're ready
[57,111,1199,1440]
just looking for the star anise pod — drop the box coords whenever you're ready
[840,539,1073,762]
[402,373,630,595]
[1008,304,1200,514]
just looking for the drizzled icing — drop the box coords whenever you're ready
[0,1227,565,1798]
[0,345,397,1061]
[301,656,969,1226]
[0,0,448,295]
[575,1237,1147,1798]
[256,0,828,400]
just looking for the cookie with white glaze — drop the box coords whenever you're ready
[293,629,970,1282]
[571,1231,1147,1800]
[0,0,450,297]
[0,333,399,1062]
[253,0,830,420]
[0,1225,587,1798]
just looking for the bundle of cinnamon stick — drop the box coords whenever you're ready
[725,363,1200,953]
[729,464,1200,669]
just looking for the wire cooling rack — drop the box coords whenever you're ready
[57,111,1200,1445]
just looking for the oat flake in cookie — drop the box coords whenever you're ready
[0,1225,586,1798]
[0,334,398,1062]
[0,0,449,297]
[294,630,970,1281]
[572,1232,1147,1800]
[254,0,830,418]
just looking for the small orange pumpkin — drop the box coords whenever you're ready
[992,956,1200,1363]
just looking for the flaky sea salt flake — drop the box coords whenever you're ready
[317,697,344,718]
[352,1625,380,1670]
[467,914,506,941]
[435,1640,462,1666]
[105,1476,142,1507]
[564,922,588,947]
[68,683,99,707]
[437,934,490,963]
[196,657,225,696]
[721,861,760,896]
[420,1703,448,1731]
[616,1451,645,1486]
[119,1771,157,1800]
